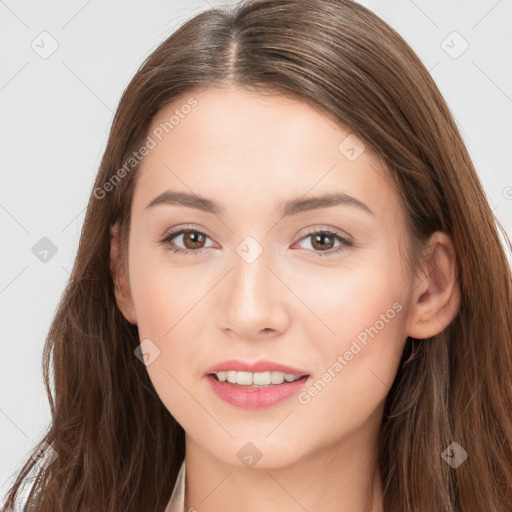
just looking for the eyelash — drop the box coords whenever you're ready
[159,226,354,257]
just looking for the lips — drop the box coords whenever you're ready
[203,359,311,409]
[203,358,309,377]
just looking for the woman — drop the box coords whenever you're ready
[2,0,511,511]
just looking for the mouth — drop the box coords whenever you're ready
[204,361,311,409]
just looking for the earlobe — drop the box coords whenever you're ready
[406,231,461,340]
[110,223,137,325]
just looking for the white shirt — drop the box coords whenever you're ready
[164,460,186,512]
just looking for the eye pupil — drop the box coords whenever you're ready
[312,233,334,250]
[184,231,205,249]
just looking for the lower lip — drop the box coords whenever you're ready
[206,375,309,409]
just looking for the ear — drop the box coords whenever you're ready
[405,231,460,339]
[110,222,137,325]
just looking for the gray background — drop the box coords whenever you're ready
[1,0,511,500]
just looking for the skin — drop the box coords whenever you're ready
[111,85,460,512]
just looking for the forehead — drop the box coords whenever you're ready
[132,85,400,222]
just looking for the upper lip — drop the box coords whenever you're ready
[203,359,309,377]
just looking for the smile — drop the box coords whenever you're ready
[212,370,305,386]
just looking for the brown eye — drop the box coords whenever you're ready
[160,228,214,255]
[181,230,207,250]
[296,229,353,257]
[310,232,336,251]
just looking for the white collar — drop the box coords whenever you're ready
[164,459,186,512]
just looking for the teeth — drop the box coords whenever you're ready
[271,371,285,384]
[236,371,253,385]
[214,370,303,386]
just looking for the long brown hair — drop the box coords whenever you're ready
[2,0,511,510]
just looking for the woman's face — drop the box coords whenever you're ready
[117,85,417,468]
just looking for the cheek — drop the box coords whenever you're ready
[130,274,202,427]
[129,242,198,337]
[293,252,405,347]
[293,255,407,419]
[128,247,210,411]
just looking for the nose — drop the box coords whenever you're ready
[217,247,291,341]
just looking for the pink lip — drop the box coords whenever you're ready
[203,359,310,410]
[206,374,310,409]
[203,359,309,377]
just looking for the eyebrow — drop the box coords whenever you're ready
[145,190,374,217]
